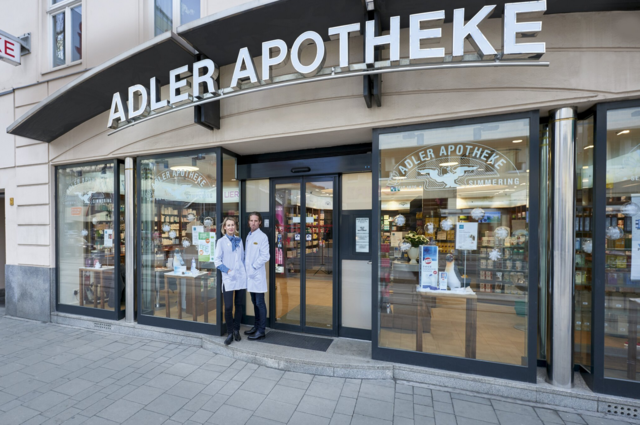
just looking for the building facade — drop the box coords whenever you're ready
[1,0,639,399]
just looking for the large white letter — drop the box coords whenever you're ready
[192,59,219,98]
[291,31,326,77]
[365,16,400,66]
[127,84,149,120]
[149,76,167,111]
[409,11,445,62]
[328,23,360,70]
[452,6,497,59]
[261,39,288,83]
[230,47,259,91]
[107,92,126,129]
[503,0,546,56]
[169,64,191,104]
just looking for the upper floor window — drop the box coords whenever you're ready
[154,0,200,36]
[49,0,82,68]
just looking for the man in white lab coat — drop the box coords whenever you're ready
[244,212,270,340]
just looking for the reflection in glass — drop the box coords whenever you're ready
[245,179,270,318]
[575,116,594,370]
[154,0,172,36]
[139,152,217,324]
[180,0,200,26]
[604,106,640,381]
[379,119,530,365]
[305,180,334,329]
[71,6,82,62]
[52,12,65,67]
[275,183,301,325]
[57,164,117,311]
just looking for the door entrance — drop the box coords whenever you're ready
[271,176,338,336]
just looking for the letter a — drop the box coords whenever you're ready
[107,92,127,129]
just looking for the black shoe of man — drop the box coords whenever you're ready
[248,332,265,341]
[233,330,241,342]
[224,333,234,346]
[244,327,257,335]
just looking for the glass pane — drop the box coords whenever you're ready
[342,260,372,330]
[70,5,82,62]
[246,179,269,212]
[180,0,200,26]
[604,106,640,381]
[57,164,116,311]
[575,116,594,370]
[118,165,126,313]
[342,173,372,210]
[52,12,65,67]
[379,119,530,365]
[154,0,172,36]
[140,152,217,324]
[275,182,301,325]
[52,0,66,4]
[305,180,334,329]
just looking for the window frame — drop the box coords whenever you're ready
[371,111,541,383]
[55,159,125,321]
[47,0,83,70]
[152,0,202,37]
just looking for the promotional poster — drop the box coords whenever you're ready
[420,245,439,291]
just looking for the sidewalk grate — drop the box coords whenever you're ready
[605,403,638,419]
[93,322,112,330]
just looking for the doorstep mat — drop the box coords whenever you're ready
[257,331,333,352]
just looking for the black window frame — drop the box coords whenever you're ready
[372,111,540,383]
[55,159,125,320]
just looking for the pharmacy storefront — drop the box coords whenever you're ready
[6,0,640,398]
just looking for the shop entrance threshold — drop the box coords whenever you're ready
[257,331,334,352]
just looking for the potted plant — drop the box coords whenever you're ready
[405,231,428,264]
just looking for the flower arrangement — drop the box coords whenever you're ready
[405,231,428,248]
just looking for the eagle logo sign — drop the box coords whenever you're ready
[417,166,478,188]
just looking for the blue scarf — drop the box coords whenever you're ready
[226,234,240,251]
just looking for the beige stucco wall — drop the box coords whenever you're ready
[1,9,640,269]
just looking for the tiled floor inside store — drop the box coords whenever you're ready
[0,315,637,425]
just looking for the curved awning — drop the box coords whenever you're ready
[7,0,639,143]
[7,32,196,142]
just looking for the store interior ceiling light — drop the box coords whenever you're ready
[170,165,199,171]
[584,145,594,150]
[617,130,630,135]
[583,166,589,169]
[440,162,459,166]
[512,140,523,143]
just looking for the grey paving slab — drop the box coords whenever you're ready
[122,385,165,405]
[226,389,266,411]
[238,376,277,395]
[266,384,306,405]
[297,395,338,418]
[96,399,144,423]
[208,405,253,425]
[278,378,311,390]
[306,381,344,401]
[434,411,457,425]
[495,409,544,425]
[354,396,394,421]
[253,399,296,423]
[121,409,169,425]
[351,414,392,425]
[394,397,414,419]
[558,411,587,424]
[189,409,213,423]
[452,399,499,424]
[492,399,538,416]
[581,415,629,425]
[145,393,190,416]
[359,381,395,403]
[0,405,40,425]
[288,411,331,425]
[167,380,206,399]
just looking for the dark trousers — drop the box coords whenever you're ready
[223,289,245,334]
[250,292,267,333]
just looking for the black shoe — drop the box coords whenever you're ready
[244,327,257,335]
[248,331,265,341]
[233,330,241,342]
[224,333,233,346]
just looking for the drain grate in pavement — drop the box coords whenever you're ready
[257,331,333,352]
[605,403,638,419]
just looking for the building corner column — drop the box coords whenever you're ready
[125,158,135,324]
[547,107,577,388]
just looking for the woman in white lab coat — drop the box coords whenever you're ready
[213,217,247,345]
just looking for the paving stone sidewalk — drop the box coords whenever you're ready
[0,315,636,425]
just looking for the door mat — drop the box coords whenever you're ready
[258,331,333,352]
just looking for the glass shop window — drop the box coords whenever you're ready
[49,0,82,68]
[57,163,123,312]
[604,106,640,382]
[139,151,218,324]
[378,118,531,365]
[154,0,200,36]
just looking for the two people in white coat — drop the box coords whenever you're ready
[243,212,270,340]
[214,217,247,346]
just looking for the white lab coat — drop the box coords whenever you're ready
[213,235,247,292]
[245,228,270,293]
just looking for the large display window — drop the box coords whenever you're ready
[137,148,238,334]
[590,100,640,397]
[56,161,125,320]
[373,113,539,382]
